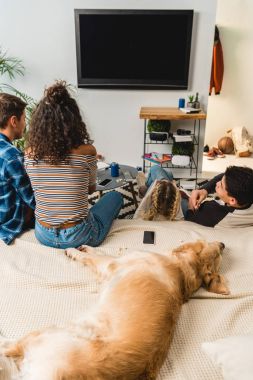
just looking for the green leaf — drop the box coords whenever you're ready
[0,48,25,79]
[172,141,194,156]
[0,47,37,146]
[147,119,171,133]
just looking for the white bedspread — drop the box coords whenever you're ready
[1,220,253,379]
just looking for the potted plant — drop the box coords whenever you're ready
[147,119,171,141]
[187,95,194,108]
[172,141,194,156]
[171,141,194,166]
[0,47,36,150]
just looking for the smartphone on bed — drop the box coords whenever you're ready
[98,178,112,187]
[143,231,155,244]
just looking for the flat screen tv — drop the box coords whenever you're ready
[75,9,193,89]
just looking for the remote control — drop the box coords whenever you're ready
[123,170,133,181]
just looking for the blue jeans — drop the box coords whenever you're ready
[146,166,188,217]
[35,191,123,249]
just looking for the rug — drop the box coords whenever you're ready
[88,180,140,219]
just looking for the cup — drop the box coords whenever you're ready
[110,162,119,177]
[178,98,185,108]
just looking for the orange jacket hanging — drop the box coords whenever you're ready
[209,26,224,95]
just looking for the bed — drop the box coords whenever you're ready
[1,219,253,379]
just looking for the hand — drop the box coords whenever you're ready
[188,189,208,210]
[96,153,104,160]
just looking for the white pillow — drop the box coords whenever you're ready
[202,333,253,380]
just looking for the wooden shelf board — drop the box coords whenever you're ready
[140,107,206,120]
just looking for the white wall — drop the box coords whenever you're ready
[205,0,253,148]
[0,0,217,168]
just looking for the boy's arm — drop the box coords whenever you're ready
[5,155,35,209]
[185,200,231,227]
[188,173,224,211]
[200,173,224,194]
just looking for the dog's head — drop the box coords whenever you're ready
[172,240,229,295]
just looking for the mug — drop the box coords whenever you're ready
[110,162,119,177]
[178,98,185,108]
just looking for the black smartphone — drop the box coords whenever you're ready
[99,178,112,187]
[143,231,155,244]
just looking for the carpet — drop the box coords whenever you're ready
[88,180,140,219]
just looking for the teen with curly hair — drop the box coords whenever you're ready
[25,81,123,248]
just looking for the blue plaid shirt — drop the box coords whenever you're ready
[0,133,35,244]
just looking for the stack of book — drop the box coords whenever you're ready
[179,107,201,114]
[173,133,192,142]
[143,152,172,164]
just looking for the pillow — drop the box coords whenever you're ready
[202,333,253,380]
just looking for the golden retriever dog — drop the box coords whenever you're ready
[2,240,229,380]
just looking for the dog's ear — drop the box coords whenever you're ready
[172,240,205,255]
[192,240,206,254]
[203,272,230,295]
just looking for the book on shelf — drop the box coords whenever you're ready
[143,152,172,164]
[173,134,192,142]
[179,107,201,114]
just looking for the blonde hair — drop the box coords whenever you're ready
[143,180,180,221]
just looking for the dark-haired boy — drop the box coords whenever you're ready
[187,166,253,227]
[0,93,35,244]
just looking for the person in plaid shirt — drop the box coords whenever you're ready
[0,93,35,244]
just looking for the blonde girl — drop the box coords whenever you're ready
[134,165,189,221]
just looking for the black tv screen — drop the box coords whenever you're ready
[75,9,193,89]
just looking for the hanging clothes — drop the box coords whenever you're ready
[209,26,224,95]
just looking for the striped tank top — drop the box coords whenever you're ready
[25,154,97,225]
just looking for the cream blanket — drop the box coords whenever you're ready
[1,220,253,379]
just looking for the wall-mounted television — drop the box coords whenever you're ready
[74,9,193,89]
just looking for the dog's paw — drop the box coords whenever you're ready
[77,245,94,254]
[65,248,81,261]
[77,245,89,252]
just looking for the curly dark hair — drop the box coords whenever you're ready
[225,166,253,206]
[28,81,91,164]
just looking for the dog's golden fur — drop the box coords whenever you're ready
[3,240,229,380]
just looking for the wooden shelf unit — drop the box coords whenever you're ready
[139,107,207,184]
